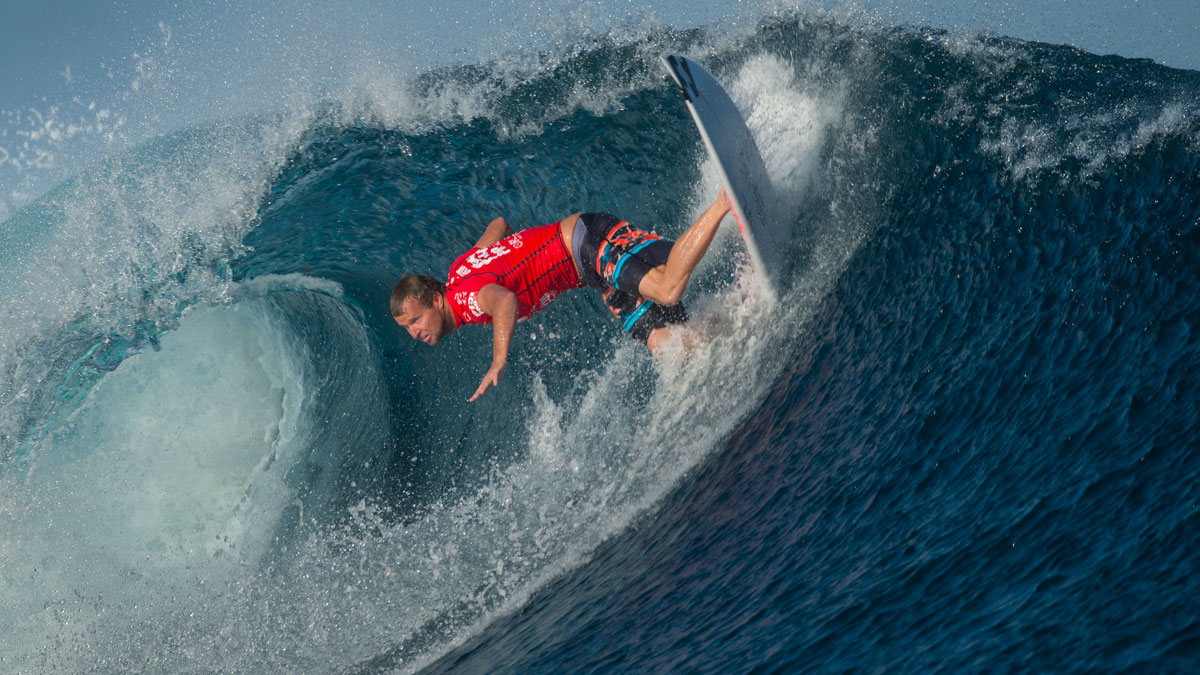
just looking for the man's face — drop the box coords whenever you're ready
[394,295,449,346]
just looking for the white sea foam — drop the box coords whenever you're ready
[0,297,308,668]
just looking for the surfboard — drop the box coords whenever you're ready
[660,54,783,302]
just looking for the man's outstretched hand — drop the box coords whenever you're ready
[469,283,517,402]
[469,361,506,402]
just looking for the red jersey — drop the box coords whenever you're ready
[446,223,582,326]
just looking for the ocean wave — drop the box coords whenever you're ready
[2,9,1198,672]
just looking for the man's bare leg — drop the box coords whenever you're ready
[638,189,731,306]
[645,326,670,352]
[645,312,726,353]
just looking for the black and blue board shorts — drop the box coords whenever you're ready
[573,212,689,343]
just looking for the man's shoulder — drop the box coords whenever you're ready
[448,245,489,280]
[449,235,523,280]
[447,250,477,285]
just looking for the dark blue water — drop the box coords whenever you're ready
[1,13,1198,673]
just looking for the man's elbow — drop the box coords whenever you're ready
[500,292,519,316]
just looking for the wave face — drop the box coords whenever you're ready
[2,11,1199,673]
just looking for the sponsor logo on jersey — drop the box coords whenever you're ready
[454,291,484,318]
[466,243,511,269]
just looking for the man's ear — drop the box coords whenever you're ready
[433,291,445,309]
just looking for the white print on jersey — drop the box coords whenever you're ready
[456,291,484,318]
[466,242,511,270]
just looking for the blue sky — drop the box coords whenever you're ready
[4,0,1198,113]
[1,0,1198,215]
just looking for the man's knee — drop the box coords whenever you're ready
[656,283,685,306]
[639,271,685,306]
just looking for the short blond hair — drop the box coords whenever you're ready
[390,274,445,316]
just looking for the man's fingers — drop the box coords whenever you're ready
[469,373,497,402]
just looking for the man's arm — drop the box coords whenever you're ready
[472,217,515,249]
[469,283,518,402]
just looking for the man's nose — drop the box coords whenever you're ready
[407,325,419,338]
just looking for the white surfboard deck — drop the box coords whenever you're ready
[660,54,783,302]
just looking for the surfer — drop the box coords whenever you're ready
[391,190,732,401]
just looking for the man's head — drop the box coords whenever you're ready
[391,274,455,345]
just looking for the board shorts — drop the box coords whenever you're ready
[572,212,689,343]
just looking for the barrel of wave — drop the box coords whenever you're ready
[0,295,315,665]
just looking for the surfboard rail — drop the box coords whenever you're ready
[661,54,782,302]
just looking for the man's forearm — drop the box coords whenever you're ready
[490,291,518,367]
